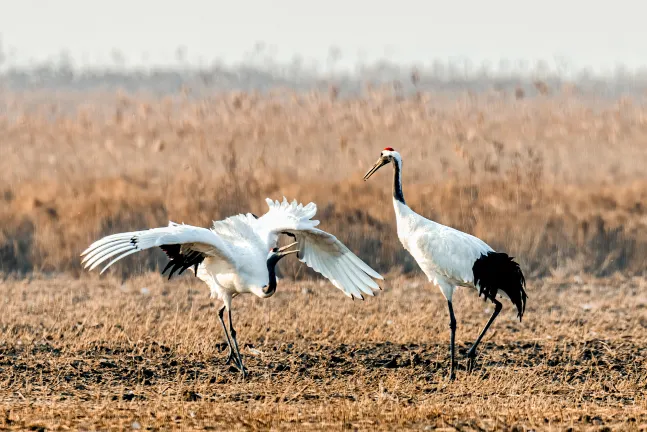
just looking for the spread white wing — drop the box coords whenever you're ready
[256,197,383,299]
[81,222,236,275]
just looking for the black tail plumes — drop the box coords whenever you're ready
[472,252,527,321]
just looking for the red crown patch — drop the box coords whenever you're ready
[383,147,395,151]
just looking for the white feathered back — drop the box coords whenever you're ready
[212,213,260,243]
[261,197,320,232]
[210,213,268,277]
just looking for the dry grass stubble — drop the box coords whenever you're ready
[1,273,647,430]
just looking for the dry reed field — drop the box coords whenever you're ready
[1,85,647,430]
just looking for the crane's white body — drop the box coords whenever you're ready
[196,212,271,305]
[392,198,499,301]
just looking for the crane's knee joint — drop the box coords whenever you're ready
[447,300,457,330]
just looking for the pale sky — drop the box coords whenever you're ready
[1,0,645,73]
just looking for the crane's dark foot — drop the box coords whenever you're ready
[227,362,247,378]
[466,347,478,359]
[238,365,248,379]
[448,371,456,381]
[467,358,476,372]
[233,354,247,377]
[466,349,478,372]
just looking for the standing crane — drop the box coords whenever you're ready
[363,148,527,380]
[81,197,383,377]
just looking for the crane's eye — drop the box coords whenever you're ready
[271,247,278,253]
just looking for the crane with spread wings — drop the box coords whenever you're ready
[81,197,383,376]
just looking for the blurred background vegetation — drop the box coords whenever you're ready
[1,43,647,280]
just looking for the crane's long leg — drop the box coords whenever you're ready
[466,299,502,367]
[228,308,247,377]
[447,300,457,381]
[217,305,236,366]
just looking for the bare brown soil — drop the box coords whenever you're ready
[1,274,646,430]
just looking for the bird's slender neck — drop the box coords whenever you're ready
[392,157,405,205]
[264,255,281,296]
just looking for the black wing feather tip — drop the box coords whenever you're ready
[168,268,179,279]
[162,260,174,275]
[159,244,205,280]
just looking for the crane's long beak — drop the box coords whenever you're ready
[277,241,299,256]
[363,157,388,181]
[279,249,299,258]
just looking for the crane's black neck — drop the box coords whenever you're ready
[392,157,405,204]
[264,254,282,296]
